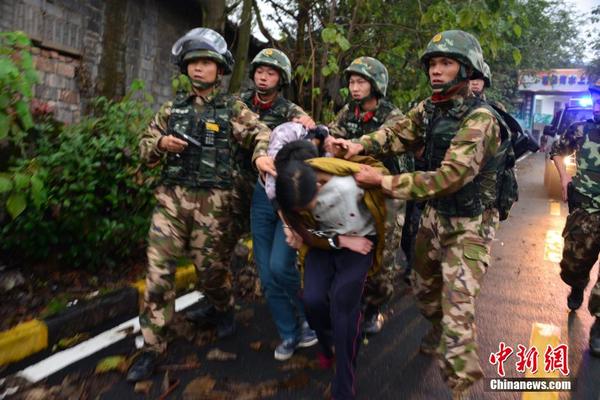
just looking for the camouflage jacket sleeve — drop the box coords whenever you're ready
[381,108,500,200]
[328,104,351,138]
[286,101,309,120]
[139,101,171,167]
[357,100,427,156]
[549,122,584,158]
[229,99,272,162]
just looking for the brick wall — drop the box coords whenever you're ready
[0,0,205,124]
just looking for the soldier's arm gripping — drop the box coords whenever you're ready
[139,102,173,168]
[381,108,500,200]
[355,101,426,156]
[328,104,351,138]
[228,99,272,164]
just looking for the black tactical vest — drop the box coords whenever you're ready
[241,90,295,129]
[341,99,404,173]
[423,97,497,218]
[161,92,235,189]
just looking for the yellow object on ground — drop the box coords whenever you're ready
[0,319,48,366]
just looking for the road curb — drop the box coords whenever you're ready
[0,265,197,368]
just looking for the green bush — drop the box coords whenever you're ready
[1,81,159,269]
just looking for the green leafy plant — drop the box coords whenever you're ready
[0,31,42,220]
[1,80,159,269]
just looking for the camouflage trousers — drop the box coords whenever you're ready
[559,208,600,316]
[411,205,493,391]
[140,185,234,353]
[363,199,406,308]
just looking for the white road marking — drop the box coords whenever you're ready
[16,291,203,383]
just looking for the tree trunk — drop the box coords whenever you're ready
[229,0,253,93]
[314,1,337,121]
[199,0,226,33]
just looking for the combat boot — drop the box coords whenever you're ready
[126,351,159,382]
[567,287,584,311]
[362,306,385,334]
[185,302,217,324]
[215,309,236,338]
[420,322,442,355]
[590,318,600,357]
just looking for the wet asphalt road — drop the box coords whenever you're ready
[29,153,600,399]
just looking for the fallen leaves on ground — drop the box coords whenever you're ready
[134,380,152,395]
[95,355,128,374]
[206,348,237,361]
[54,333,90,351]
[279,355,318,371]
[195,330,217,347]
[249,341,262,351]
[182,375,215,399]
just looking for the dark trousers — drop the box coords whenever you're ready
[303,245,373,400]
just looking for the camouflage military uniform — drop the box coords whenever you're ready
[223,90,309,253]
[355,88,501,390]
[139,89,270,352]
[329,99,408,308]
[550,119,600,317]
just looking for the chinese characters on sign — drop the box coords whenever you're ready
[489,343,569,377]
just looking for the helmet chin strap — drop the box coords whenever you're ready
[255,85,279,96]
[190,74,221,91]
[351,89,377,109]
[430,64,470,103]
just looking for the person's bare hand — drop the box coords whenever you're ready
[293,115,317,129]
[561,175,573,203]
[283,226,303,249]
[255,156,277,177]
[338,235,373,255]
[159,135,188,153]
[354,164,383,188]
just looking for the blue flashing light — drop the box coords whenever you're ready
[578,96,593,107]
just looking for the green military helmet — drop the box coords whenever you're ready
[589,77,600,95]
[344,56,389,97]
[171,28,234,74]
[482,62,492,88]
[420,30,485,80]
[250,48,292,86]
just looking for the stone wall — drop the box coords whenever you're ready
[0,0,206,124]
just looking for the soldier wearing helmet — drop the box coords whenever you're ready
[551,77,600,358]
[128,28,274,382]
[235,48,321,362]
[469,61,490,98]
[328,56,408,335]
[241,48,315,129]
[331,30,503,398]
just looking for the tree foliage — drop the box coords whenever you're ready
[245,0,584,118]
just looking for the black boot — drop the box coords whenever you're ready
[126,351,158,382]
[216,309,236,338]
[590,318,600,358]
[567,287,584,311]
[186,302,217,324]
[362,306,384,334]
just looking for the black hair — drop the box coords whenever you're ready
[274,140,318,171]
[274,141,321,246]
[275,160,317,212]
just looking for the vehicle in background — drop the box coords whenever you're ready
[542,102,592,199]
